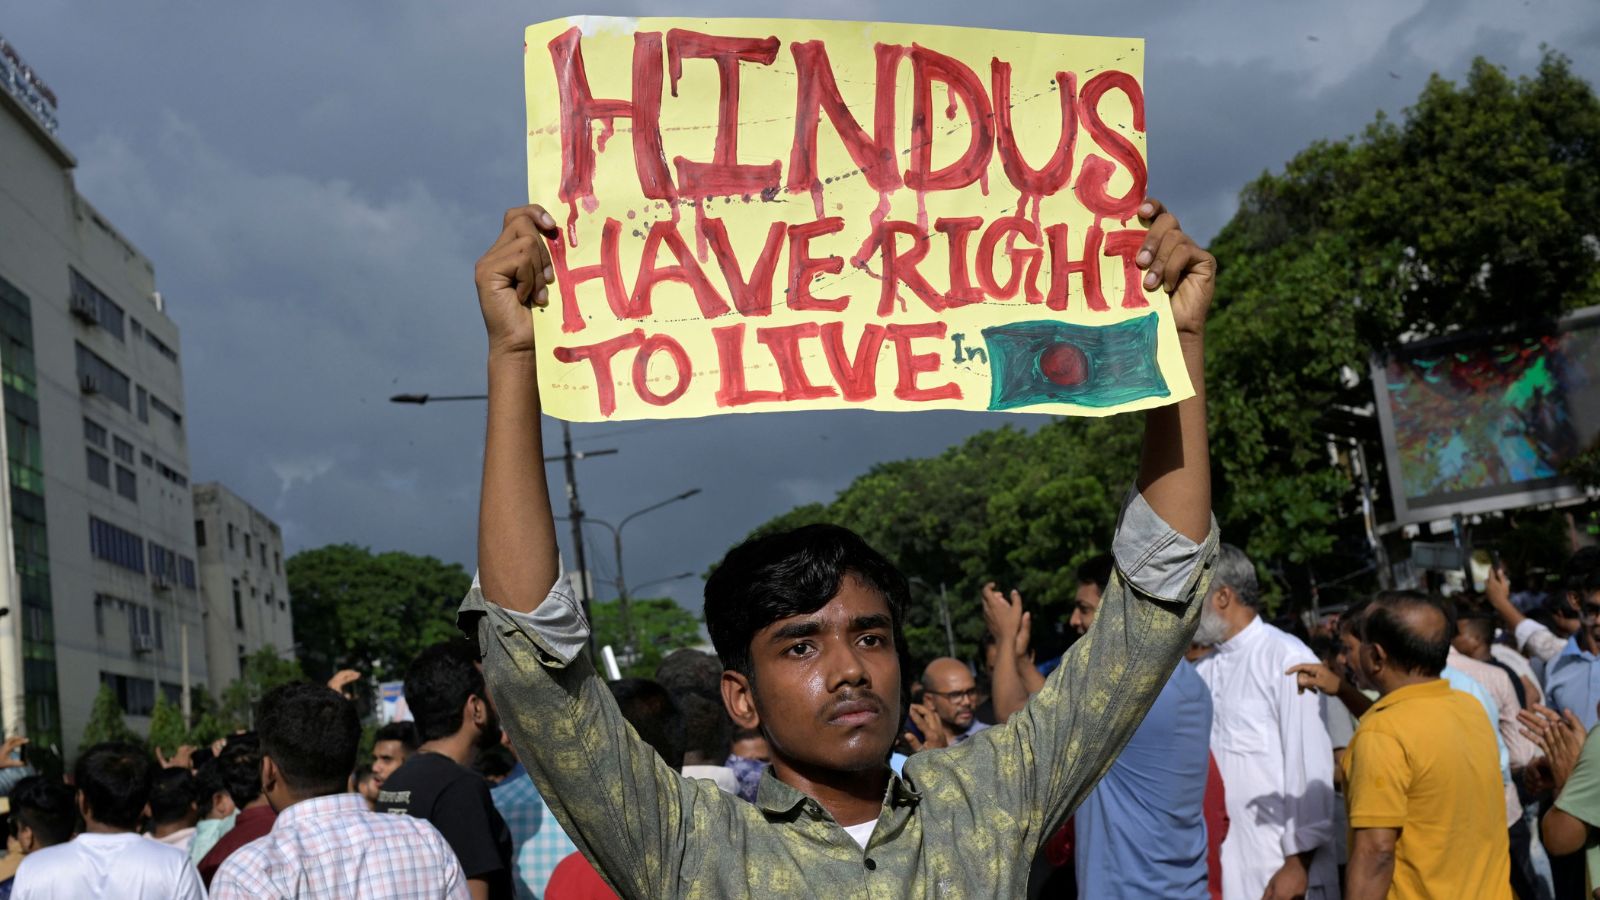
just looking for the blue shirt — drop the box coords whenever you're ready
[1074,659,1211,899]
[491,762,579,899]
[1545,637,1600,730]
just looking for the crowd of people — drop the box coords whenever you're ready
[0,198,1587,898]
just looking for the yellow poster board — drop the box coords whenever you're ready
[525,16,1187,422]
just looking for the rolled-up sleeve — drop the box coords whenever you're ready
[1112,488,1212,603]
[461,564,589,666]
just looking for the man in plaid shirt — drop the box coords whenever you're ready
[492,747,578,899]
[212,683,468,899]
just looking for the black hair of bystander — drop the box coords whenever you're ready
[257,682,361,797]
[74,741,153,830]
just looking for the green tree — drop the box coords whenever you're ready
[220,645,304,729]
[187,712,229,748]
[591,597,703,678]
[80,684,138,749]
[146,693,187,756]
[288,545,471,682]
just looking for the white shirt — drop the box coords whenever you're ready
[682,764,740,795]
[13,832,204,900]
[1195,617,1340,900]
[842,818,878,849]
[1514,618,1569,663]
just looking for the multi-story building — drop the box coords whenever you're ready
[192,483,293,687]
[0,33,207,761]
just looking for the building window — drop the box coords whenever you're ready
[131,319,142,340]
[86,449,110,487]
[259,543,267,566]
[82,417,106,448]
[100,672,155,717]
[194,520,205,547]
[69,269,126,341]
[149,394,182,428]
[112,437,133,464]
[136,387,148,423]
[227,523,235,550]
[146,331,178,363]
[244,534,252,558]
[115,465,136,501]
[178,556,196,590]
[88,516,144,573]
[73,342,131,409]
[232,579,243,629]
[140,452,152,468]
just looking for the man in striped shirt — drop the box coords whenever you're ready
[212,683,467,899]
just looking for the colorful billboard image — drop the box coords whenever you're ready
[1372,308,1600,524]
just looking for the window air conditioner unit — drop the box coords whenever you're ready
[70,293,97,323]
[132,633,156,653]
[152,575,171,591]
[79,373,100,395]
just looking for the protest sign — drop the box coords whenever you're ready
[524,16,1189,421]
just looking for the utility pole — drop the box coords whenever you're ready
[390,394,614,649]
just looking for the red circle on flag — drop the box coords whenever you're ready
[1040,343,1088,386]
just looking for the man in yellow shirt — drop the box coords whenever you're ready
[1341,591,1511,900]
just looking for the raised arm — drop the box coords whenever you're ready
[910,199,1218,849]
[1133,199,1212,543]
[475,205,563,613]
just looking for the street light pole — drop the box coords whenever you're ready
[390,393,614,648]
[564,488,702,652]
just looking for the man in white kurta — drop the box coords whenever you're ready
[1193,545,1339,900]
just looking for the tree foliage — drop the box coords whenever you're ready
[591,597,703,678]
[80,684,139,749]
[288,544,471,682]
[220,645,304,729]
[739,52,1600,666]
[146,694,188,756]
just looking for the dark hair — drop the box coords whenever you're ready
[214,740,264,809]
[1361,591,1449,676]
[147,767,199,827]
[608,678,685,771]
[704,524,911,696]
[257,682,360,797]
[674,692,733,762]
[193,759,226,817]
[1566,547,1600,595]
[474,745,514,781]
[1338,598,1372,638]
[655,650,724,702]
[11,775,76,847]
[1307,634,1340,666]
[73,742,153,830]
[1455,606,1497,644]
[1075,554,1114,593]
[405,639,486,744]
[374,721,419,752]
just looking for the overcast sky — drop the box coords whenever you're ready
[8,1,1598,613]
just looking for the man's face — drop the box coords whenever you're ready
[743,575,902,774]
[1069,581,1102,636]
[1579,591,1600,647]
[922,663,979,732]
[371,740,408,788]
[731,734,770,763]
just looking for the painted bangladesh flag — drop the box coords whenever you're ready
[982,314,1170,411]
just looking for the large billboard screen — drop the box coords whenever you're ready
[1372,307,1600,525]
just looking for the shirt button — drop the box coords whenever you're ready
[864,858,877,871]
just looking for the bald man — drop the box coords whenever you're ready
[1342,592,1510,900]
[920,658,989,743]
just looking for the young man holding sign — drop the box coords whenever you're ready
[459,192,1216,896]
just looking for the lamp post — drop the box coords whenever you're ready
[390,393,614,650]
[577,488,702,651]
